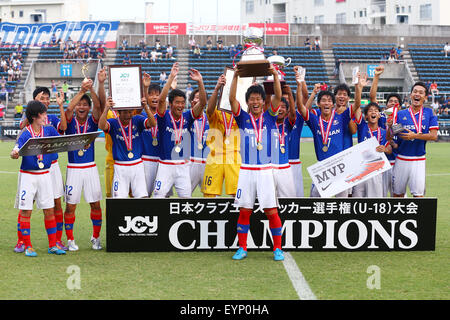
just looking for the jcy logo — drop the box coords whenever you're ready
[119,216,158,234]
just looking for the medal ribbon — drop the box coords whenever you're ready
[408,107,423,134]
[249,113,263,146]
[319,110,335,148]
[118,118,133,151]
[194,114,206,145]
[368,127,381,144]
[75,118,88,134]
[276,122,286,147]
[27,125,43,162]
[222,111,234,139]
[169,111,184,145]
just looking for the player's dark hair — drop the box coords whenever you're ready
[245,85,266,103]
[363,102,381,116]
[148,84,161,95]
[32,87,51,99]
[168,89,186,104]
[411,81,429,96]
[189,88,200,105]
[386,93,402,106]
[80,94,92,107]
[25,100,47,124]
[333,83,351,97]
[280,97,289,109]
[317,90,336,104]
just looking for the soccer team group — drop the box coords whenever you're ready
[11,62,438,260]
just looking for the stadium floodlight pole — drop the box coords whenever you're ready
[168,0,171,45]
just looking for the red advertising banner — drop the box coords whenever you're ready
[146,23,187,35]
[248,23,289,35]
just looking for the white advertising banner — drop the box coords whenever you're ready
[307,137,391,197]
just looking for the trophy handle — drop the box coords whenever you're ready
[285,58,292,67]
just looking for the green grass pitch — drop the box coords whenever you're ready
[0,139,448,300]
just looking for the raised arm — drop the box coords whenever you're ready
[158,62,178,115]
[294,66,309,105]
[56,89,67,131]
[269,65,282,110]
[65,80,92,121]
[141,97,156,128]
[229,69,240,115]
[207,73,226,118]
[98,97,113,132]
[369,65,384,103]
[142,72,151,103]
[283,84,296,124]
[351,72,369,120]
[97,67,107,113]
[188,68,207,118]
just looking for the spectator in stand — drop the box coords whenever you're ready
[216,37,223,50]
[0,76,6,87]
[193,45,202,58]
[155,38,161,52]
[304,37,312,50]
[430,81,439,96]
[444,42,450,57]
[229,44,238,59]
[334,59,341,78]
[165,44,174,60]
[389,47,397,60]
[140,47,148,60]
[314,37,321,50]
[15,103,23,118]
[150,48,158,63]
[121,38,128,50]
[51,33,57,47]
[206,36,213,51]
[320,83,328,91]
[0,85,7,101]
[396,46,403,60]
[0,104,4,120]
[159,71,167,87]
[189,37,196,51]
[123,53,131,65]
[7,67,14,81]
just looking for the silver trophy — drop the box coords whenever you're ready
[263,54,292,94]
[391,123,405,135]
[236,27,270,77]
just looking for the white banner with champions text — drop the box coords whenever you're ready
[307,137,391,197]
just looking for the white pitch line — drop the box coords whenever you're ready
[282,252,317,300]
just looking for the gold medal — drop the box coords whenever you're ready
[174,145,181,153]
[257,143,263,151]
[198,143,203,150]
[128,152,134,159]
[280,145,285,154]
[78,150,84,157]
[224,138,230,145]
[322,146,328,152]
[38,161,44,169]
[152,138,158,147]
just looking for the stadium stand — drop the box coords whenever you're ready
[187,45,328,93]
[0,46,28,103]
[332,43,396,62]
[409,44,450,93]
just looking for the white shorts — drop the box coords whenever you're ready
[112,159,148,198]
[65,162,102,204]
[143,156,159,196]
[273,164,296,198]
[15,170,54,210]
[153,160,191,198]
[50,160,65,199]
[190,158,206,194]
[235,164,278,209]
[382,164,394,197]
[310,184,349,198]
[289,160,304,197]
[392,155,426,196]
[352,174,384,198]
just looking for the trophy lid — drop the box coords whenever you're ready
[267,55,285,66]
[243,27,264,47]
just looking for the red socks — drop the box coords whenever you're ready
[44,215,57,248]
[20,215,31,248]
[54,209,64,242]
[237,208,252,251]
[64,213,75,240]
[266,209,282,251]
[90,209,102,239]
